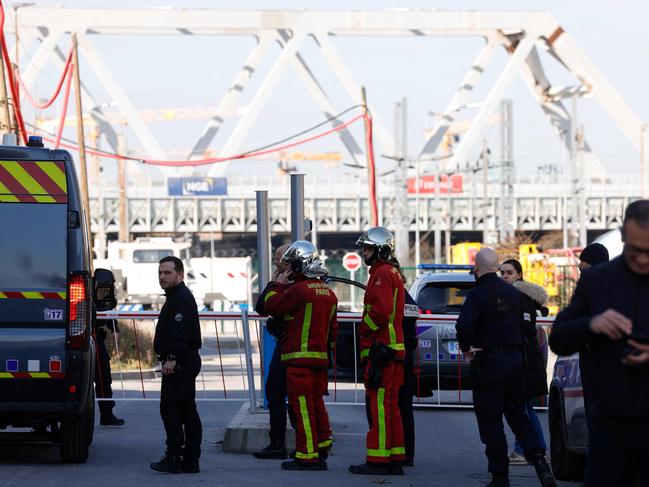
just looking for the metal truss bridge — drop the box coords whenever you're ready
[89,191,632,235]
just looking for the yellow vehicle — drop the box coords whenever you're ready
[448,242,482,266]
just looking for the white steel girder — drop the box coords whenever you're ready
[419,35,499,159]
[188,33,274,160]
[206,30,308,177]
[23,30,154,183]
[190,30,365,172]
[448,34,537,167]
[76,33,170,175]
[8,8,644,182]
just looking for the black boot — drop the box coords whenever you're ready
[532,455,557,487]
[100,413,125,426]
[281,459,320,471]
[317,448,329,471]
[486,471,510,487]
[252,438,288,459]
[181,457,200,474]
[150,453,182,474]
[348,462,389,475]
[387,461,404,475]
[404,457,414,467]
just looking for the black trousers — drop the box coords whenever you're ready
[160,351,203,459]
[94,328,115,418]
[585,419,649,487]
[266,344,295,442]
[471,351,542,475]
[398,351,415,461]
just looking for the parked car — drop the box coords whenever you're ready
[548,353,587,481]
[408,265,476,394]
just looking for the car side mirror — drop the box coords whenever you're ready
[93,268,117,311]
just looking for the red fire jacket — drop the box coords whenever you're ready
[359,261,405,360]
[264,276,338,367]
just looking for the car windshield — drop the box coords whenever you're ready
[417,282,474,314]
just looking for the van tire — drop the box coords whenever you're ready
[549,396,585,481]
[85,390,95,447]
[60,405,91,463]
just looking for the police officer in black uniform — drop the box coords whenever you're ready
[455,248,555,487]
[150,256,203,474]
[94,318,125,426]
[399,291,418,467]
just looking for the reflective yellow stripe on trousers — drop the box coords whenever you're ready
[296,395,317,459]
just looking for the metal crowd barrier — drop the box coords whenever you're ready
[96,310,555,409]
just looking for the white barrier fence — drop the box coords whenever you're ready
[96,310,555,409]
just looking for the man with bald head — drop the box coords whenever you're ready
[252,243,295,459]
[456,248,556,487]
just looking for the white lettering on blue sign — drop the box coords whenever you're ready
[44,309,63,321]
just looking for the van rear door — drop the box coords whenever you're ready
[0,160,68,402]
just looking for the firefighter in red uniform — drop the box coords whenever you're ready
[349,227,407,476]
[264,240,338,471]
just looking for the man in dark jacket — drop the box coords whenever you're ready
[252,243,296,459]
[550,200,649,487]
[150,256,203,474]
[456,248,555,487]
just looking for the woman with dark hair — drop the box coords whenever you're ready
[500,258,549,466]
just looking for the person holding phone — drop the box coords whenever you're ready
[551,200,649,487]
[264,241,338,471]
[252,243,297,460]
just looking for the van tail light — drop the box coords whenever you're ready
[68,273,89,349]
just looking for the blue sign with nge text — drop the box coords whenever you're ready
[167,177,228,196]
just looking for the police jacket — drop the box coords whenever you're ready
[264,276,338,367]
[359,261,405,361]
[513,280,548,398]
[455,272,524,353]
[154,281,202,362]
[550,256,649,431]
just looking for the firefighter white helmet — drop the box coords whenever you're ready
[281,240,327,277]
[356,226,396,262]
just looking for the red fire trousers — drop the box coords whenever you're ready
[364,361,405,464]
[286,366,332,463]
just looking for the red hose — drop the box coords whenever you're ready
[15,48,73,110]
[54,64,73,149]
[363,113,379,226]
[0,2,26,144]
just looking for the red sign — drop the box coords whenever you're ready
[342,252,362,272]
[407,174,463,194]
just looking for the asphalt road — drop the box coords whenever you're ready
[0,399,578,487]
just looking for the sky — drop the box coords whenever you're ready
[7,0,649,186]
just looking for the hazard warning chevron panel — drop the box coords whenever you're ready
[0,160,67,203]
[0,290,66,299]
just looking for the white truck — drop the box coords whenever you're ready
[95,237,193,308]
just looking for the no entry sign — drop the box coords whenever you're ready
[342,252,362,272]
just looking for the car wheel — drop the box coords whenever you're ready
[549,397,585,481]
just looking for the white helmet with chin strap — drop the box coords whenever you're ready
[281,240,327,278]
